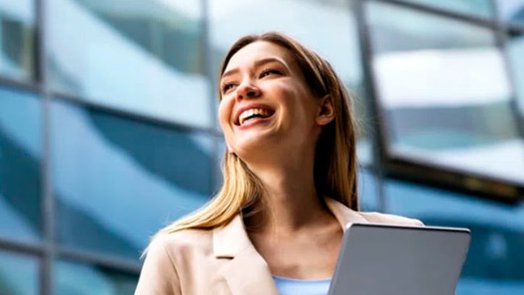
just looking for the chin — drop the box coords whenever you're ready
[232,135,277,158]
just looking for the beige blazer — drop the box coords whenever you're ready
[134,198,422,295]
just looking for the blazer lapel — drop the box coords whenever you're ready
[213,215,279,295]
[211,199,366,295]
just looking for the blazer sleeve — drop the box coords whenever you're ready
[135,236,182,295]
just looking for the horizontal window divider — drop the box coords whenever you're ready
[0,77,44,93]
[0,237,46,256]
[385,159,524,203]
[507,23,524,35]
[56,246,142,274]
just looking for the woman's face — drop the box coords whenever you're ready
[219,41,329,158]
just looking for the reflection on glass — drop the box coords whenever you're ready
[0,250,39,295]
[401,0,493,18]
[51,99,213,260]
[496,0,524,26]
[385,179,524,294]
[366,2,524,184]
[55,260,137,295]
[209,0,372,163]
[47,0,211,127]
[0,0,35,80]
[0,87,41,242]
[507,32,524,124]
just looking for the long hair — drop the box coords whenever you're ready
[156,32,359,237]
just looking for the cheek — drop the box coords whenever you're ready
[218,99,233,129]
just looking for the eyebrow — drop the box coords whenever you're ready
[221,57,288,80]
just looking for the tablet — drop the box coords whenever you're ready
[328,223,471,295]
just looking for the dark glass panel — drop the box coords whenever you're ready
[0,0,35,81]
[55,260,137,295]
[0,86,41,242]
[385,179,524,294]
[47,0,211,127]
[366,2,524,185]
[0,250,39,295]
[51,99,213,260]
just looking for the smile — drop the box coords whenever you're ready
[235,107,275,126]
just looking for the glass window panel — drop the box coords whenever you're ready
[366,2,524,185]
[400,0,493,18]
[0,250,39,295]
[209,0,372,164]
[385,179,524,295]
[51,99,214,261]
[0,0,35,81]
[0,87,41,242]
[507,31,524,126]
[55,260,137,295]
[47,0,211,127]
[496,0,524,26]
[358,169,380,211]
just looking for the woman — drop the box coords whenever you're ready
[135,32,422,295]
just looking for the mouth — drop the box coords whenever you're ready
[235,107,275,126]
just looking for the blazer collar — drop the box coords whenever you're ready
[212,198,367,295]
[325,197,369,231]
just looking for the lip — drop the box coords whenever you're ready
[233,103,275,126]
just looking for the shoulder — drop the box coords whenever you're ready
[359,211,424,226]
[136,229,216,294]
[147,228,214,258]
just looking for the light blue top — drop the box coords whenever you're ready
[273,276,331,295]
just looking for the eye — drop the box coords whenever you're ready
[221,82,237,94]
[260,68,281,78]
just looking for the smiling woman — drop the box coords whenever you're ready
[134,32,422,295]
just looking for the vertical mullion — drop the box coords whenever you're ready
[352,0,388,212]
[491,0,524,139]
[201,0,221,192]
[36,0,54,294]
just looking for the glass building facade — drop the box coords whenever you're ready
[0,0,522,294]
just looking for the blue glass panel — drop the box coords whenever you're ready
[385,180,524,295]
[55,260,137,295]
[496,0,524,26]
[358,169,380,211]
[0,87,41,242]
[366,1,524,185]
[0,250,39,295]
[508,31,524,126]
[51,99,214,260]
[0,0,35,81]
[47,0,211,127]
[401,0,493,18]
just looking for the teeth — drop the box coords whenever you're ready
[239,108,270,125]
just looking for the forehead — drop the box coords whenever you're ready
[224,41,295,73]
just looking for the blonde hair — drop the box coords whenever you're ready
[155,32,359,238]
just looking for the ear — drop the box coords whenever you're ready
[316,95,335,126]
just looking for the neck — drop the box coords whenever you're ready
[242,147,332,235]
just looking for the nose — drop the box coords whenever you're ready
[236,79,261,100]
